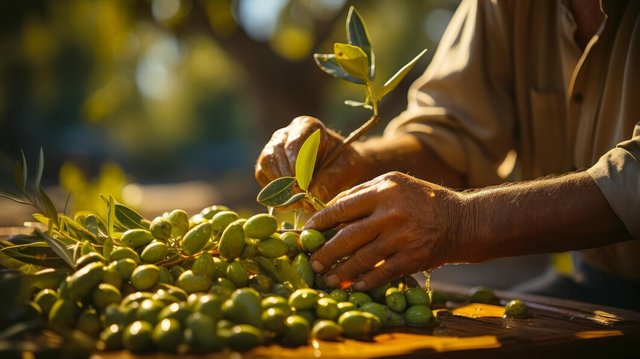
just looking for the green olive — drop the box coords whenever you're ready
[226,324,265,351]
[315,297,340,320]
[404,287,430,307]
[338,310,377,339]
[282,315,310,347]
[150,216,172,241]
[385,287,407,313]
[311,320,342,341]
[122,320,154,353]
[130,264,160,291]
[329,289,348,302]
[299,229,326,252]
[348,291,372,308]
[469,286,496,303]
[288,288,320,311]
[140,241,169,263]
[34,289,58,315]
[226,261,249,288]
[243,213,278,239]
[404,305,433,326]
[211,211,239,234]
[152,318,182,352]
[98,324,124,351]
[261,307,287,334]
[121,229,154,249]
[360,302,391,326]
[75,309,100,337]
[504,299,528,318]
[93,283,122,309]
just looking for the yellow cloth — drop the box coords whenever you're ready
[385,0,640,282]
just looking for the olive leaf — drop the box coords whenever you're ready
[346,6,374,79]
[35,229,75,268]
[39,187,59,227]
[114,203,148,230]
[313,54,365,85]
[34,147,44,194]
[0,241,68,268]
[280,192,307,207]
[295,129,321,192]
[0,190,29,205]
[334,43,369,81]
[257,176,296,207]
[380,48,428,99]
[101,194,116,238]
[18,150,28,193]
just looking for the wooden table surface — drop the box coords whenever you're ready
[91,282,640,359]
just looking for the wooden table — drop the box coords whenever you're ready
[91,282,640,359]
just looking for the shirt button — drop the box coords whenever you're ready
[573,93,584,103]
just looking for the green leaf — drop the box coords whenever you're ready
[114,203,148,230]
[344,100,373,110]
[35,230,75,268]
[103,237,113,261]
[381,48,427,99]
[14,160,25,193]
[0,243,67,268]
[19,150,28,194]
[32,213,50,227]
[39,187,59,227]
[313,53,366,85]
[295,129,321,192]
[34,147,44,194]
[104,195,115,238]
[0,190,29,205]
[280,192,307,207]
[346,6,375,79]
[60,215,98,243]
[334,43,369,81]
[257,176,296,207]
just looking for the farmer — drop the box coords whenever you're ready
[255,0,640,310]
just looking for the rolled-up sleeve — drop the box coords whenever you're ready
[587,122,640,238]
[385,0,515,187]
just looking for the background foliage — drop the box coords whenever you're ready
[0,0,459,217]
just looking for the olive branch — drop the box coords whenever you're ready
[257,6,426,212]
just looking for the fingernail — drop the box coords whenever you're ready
[325,274,339,287]
[353,281,366,291]
[311,261,324,273]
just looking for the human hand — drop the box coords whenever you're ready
[255,115,368,202]
[305,171,470,291]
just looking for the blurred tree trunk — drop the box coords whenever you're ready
[182,1,348,140]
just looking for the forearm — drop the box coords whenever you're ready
[355,133,466,188]
[458,172,632,263]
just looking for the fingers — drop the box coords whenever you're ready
[256,128,289,183]
[352,254,405,291]
[326,175,385,206]
[304,187,378,231]
[309,215,383,274]
[319,233,397,288]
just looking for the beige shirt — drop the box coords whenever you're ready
[385,0,640,282]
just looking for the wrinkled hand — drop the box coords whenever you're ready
[255,116,368,202]
[305,171,468,291]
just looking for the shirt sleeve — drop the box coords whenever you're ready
[587,121,640,238]
[384,0,516,187]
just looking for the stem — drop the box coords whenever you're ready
[319,114,380,172]
[318,82,380,172]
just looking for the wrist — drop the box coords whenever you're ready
[448,191,486,264]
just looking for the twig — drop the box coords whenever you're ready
[319,115,380,172]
